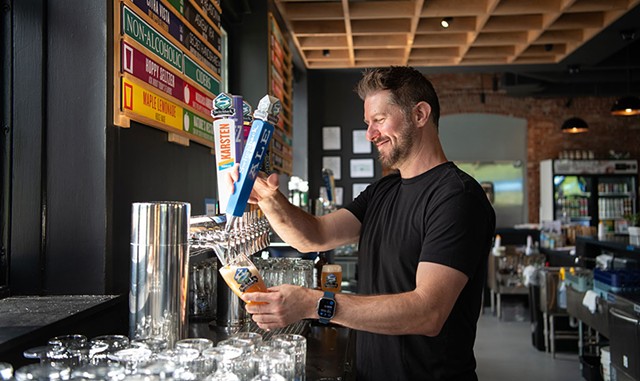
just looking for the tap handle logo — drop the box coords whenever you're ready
[253,95,281,125]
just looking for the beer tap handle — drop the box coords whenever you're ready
[225,95,281,230]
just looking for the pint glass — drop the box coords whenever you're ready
[321,264,342,293]
[219,254,267,302]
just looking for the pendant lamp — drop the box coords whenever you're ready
[561,117,588,134]
[611,31,640,116]
[610,95,640,116]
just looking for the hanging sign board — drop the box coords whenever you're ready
[122,77,183,130]
[113,0,223,148]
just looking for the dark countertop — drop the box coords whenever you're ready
[576,235,640,255]
[0,295,127,366]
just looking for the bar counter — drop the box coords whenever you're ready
[0,295,354,379]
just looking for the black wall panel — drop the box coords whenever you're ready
[307,70,382,205]
[9,0,46,295]
[109,122,216,293]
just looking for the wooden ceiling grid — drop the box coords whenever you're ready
[274,0,640,69]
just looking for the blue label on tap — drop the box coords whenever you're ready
[225,119,274,217]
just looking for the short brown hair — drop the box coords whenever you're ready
[355,66,440,127]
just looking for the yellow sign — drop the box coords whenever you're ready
[122,78,183,130]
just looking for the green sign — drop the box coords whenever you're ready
[183,109,214,141]
[122,6,183,72]
[167,0,184,15]
[184,55,219,95]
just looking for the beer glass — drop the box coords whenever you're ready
[272,334,306,381]
[0,362,12,381]
[219,254,267,302]
[13,364,71,381]
[321,264,342,293]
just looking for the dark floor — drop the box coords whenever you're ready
[475,304,583,381]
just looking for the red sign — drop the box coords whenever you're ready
[183,83,213,116]
[122,40,184,102]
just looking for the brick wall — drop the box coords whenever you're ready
[427,73,640,223]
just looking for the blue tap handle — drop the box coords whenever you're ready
[225,95,280,222]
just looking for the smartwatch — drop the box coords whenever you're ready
[317,291,336,324]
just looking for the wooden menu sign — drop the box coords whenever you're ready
[113,0,222,148]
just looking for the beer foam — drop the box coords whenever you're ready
[322,264,342,273]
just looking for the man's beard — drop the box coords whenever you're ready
[375,120,416,169]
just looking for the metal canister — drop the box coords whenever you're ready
[129,201,190,347]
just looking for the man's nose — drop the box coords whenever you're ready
[366,125,378,142]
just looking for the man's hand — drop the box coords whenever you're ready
[226,163,280,204]
[242,285,319,330]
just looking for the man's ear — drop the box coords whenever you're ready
[414,101,432,128]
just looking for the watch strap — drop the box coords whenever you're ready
[318,291,336,324]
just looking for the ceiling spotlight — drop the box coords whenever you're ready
[561,117,589,134]
[567,65,580,75]
[440,17,452,29]
[322,49,331,57]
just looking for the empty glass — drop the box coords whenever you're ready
[23,345,66,365]
[250,349,293,380]
[89,335,130,365]
[70,363,126,380]
[250,375,286,381]
[137,360,177,378]
[272,334,306,381]
[46,334,92,368]
[107,347,152,375]
[254,258,313,288]
[230,332,263,348]
[190,259,218,319]
[202,346,243,380]
[155,347,207,380]
[130,337,168,353]
[175,338,214,354]
[13,363,71,380]
[217,338,256,356]
[0,362,13,380]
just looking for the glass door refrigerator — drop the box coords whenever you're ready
[540,159,638,234]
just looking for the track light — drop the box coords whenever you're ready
[440,17,452,29]
[561,117,589,134]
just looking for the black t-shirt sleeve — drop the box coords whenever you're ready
[344,182,373,223]
[420,190,492,278]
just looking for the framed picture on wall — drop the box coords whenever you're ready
[334,187,344,206]
[350,158,374,178]
[352,130,371,153]
[322,126,341,150]
[353,183,370,200]
[322,156,341,180]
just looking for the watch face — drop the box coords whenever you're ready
[317,298,336,319]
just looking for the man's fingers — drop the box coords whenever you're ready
[230,163,240,182]
[267,173,279,190]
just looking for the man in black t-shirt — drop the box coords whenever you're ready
[237,66,496,380]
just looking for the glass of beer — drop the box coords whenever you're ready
[219,254,268,303]
[321,264,342,293]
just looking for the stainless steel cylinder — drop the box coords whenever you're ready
[129,201,190,347]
